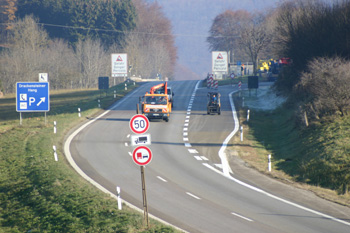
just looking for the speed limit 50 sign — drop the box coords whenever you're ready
[129,114,149,134]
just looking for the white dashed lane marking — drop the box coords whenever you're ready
[231,212,253,222]
[186,192,201,200]
[188,149,198,154]
[157,176,168,182]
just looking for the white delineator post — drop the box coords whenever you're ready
[114,90,116,99]
[116,186,122,210]
[54,121,57,134]
[78,108,81,118]
[268,154,272,172]
[53,145,58,161]
[247,109,250,122]
[240,126,243,142]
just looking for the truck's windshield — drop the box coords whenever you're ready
[145,96,167,105]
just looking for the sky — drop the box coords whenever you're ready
[148,0,281,80]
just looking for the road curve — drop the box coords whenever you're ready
[65,80,350,233]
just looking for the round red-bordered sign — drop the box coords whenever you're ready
[132,146,152,166]
[129,114,149,134]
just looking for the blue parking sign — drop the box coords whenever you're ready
[16,82,50,112]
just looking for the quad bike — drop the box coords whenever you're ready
[207,92,221,115]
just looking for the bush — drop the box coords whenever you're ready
[296,57,350,122]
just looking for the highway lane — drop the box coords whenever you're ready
[67,80,350,232]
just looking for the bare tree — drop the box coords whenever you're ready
[0,15,49,93]
[207,10,251,63]
[124,35,171,79]
[131,0,176,79]
[123,33,143,77]
[74,38,108,88]
[239,13,271,74]
[45,39,79,90]
[148,40,171,79]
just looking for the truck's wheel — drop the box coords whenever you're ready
[165,117,169,122]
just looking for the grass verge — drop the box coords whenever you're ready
[0,82,179,232]
[231,88,350,207]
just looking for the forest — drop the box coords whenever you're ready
[0,0,177,93]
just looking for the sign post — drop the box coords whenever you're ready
[129,114,151,228]
[16,82,50,125]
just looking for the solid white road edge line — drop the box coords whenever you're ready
[63,88,189,233]
[217,91,236,176]
[216,89,350,227]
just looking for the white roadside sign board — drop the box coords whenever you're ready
[39,73,48,82]
[212,51,228,73]
[111,53,128,77]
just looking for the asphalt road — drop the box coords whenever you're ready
[66,80,350,233]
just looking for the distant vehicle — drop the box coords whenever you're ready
[258,60,270,72]
[279,57,292,65]
[167,86,174,107]
[207,92,221,115]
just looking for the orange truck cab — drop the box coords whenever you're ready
[140,93,171,122]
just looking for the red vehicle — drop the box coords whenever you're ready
[279,57,292,65]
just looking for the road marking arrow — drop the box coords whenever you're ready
[37,97,45,106]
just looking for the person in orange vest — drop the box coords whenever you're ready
[241,64,245,76]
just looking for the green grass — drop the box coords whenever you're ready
[246,106,305,176]
[234,91,350,198]
[0,82,178,232]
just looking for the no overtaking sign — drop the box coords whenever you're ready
[132,146,152,166]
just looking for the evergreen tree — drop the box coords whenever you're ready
[16,0,137,47]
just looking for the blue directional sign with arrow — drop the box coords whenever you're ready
[16,82,50,112]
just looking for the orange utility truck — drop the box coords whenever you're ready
[140,82,172,122]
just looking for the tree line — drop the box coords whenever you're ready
[274,0,350,123]
[207,0,350,123]
[0,0,177,94]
